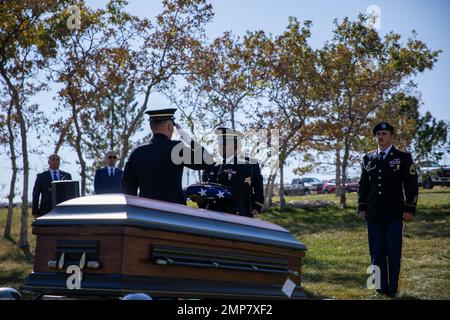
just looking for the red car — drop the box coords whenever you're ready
[319,178,359,194]
[346,178,360,193]
[319,179,336,194]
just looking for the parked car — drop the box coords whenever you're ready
[418,161,450,189]
[318,178,359,194]
[345,177,359,193]
[319,179,336,194]
[297,177,323,195]
[284,178,306,196]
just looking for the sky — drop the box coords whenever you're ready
[1,0,449,201]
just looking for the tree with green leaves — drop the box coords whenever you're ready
[317,15,440,208]
[0,95,18,240]
[413,113,449,163]
[256,18,325,209]
[51,0,214,195]
[0,0,72,249]
[372,92,419,151]
[50,1,117,196]
[185,30,266,129]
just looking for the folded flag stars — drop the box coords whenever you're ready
[186,183,233,201]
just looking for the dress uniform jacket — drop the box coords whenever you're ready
[121,133,213,205]
[32,170,72,217]
[94,167,123,194]
[200,157,264,217]
[358,146,418,224]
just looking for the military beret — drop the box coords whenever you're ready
[373,122,394,135]
[145,108,177,121]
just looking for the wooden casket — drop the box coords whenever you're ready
[23,194,307,299]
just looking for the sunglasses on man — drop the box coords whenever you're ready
[108,156,117,159]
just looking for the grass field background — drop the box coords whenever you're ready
[1,188,449,299]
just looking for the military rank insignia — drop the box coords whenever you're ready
[410,163,417,175]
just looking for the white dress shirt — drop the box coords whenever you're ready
[377,144,393,161]
[50,170,60,181]
[107,166,115,177]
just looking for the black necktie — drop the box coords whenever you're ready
[379,151,385,162]
[53,171,58,181]
[110,168,113,177]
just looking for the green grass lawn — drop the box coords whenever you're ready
[0,188,449,299]
[0,209,36,292]
[260,188,450,299]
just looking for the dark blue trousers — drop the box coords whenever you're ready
[367,221,403,295]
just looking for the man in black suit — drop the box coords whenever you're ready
[198,128,264,218]
[121,108,214,205]
[358,122,418,298]
[94,151,123,194]
[32,154,72,218]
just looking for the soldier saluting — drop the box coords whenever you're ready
[198,127,264,218]
[121,108,214,205]
[358,121,419,298]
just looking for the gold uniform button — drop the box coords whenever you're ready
[378,184,381,187]
[378,176,381,179]
[378,192,382,195]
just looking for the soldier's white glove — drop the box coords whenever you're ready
[175,125,193,145]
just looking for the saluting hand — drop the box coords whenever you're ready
[175,126,193,144]
[403,212,414,221]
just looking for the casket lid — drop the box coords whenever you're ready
[33,194,306,251]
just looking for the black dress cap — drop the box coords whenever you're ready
[373,122,394,135]
[145,108,177,121]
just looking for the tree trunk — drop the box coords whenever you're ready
[4,180,16,240]
[73,110,87,196]
[335,146,341,197]
[109,101,115,150]
[279,160,286,209]
[3,100,17,240]
[54,117,74,154]
[230,108,235,130]
[0,66,30,249]
[263,171,277,211]
[339,139,351,209]
[119,132,129,169]
[16,98,30,250]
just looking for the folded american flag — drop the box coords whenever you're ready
[186,183,233,200]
